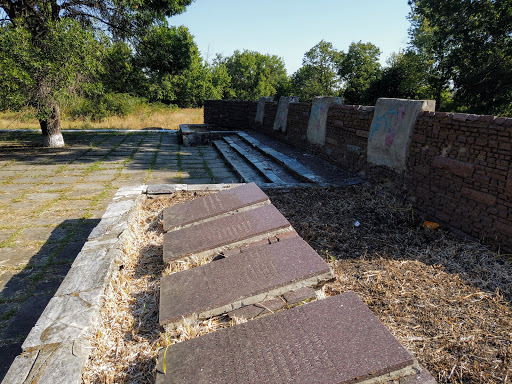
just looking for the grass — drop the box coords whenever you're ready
[0,107,204,130]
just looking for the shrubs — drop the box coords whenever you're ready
[63,93,178,122]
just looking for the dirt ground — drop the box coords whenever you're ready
[83,185,512,384]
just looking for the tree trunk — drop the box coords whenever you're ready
[39,100,65,147]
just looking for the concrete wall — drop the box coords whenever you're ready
[203,99,512,250]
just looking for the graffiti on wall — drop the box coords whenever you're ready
[367,98,435,172]
[306,96,343,146]
[369,106,406,147]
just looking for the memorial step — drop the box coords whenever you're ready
[237,131,325,184]
[223,136,284,184]
[159,235,333,328]
[212,140,267,185]
[156,292,428,384]
[163,183,270,232]
[163,204,293,263]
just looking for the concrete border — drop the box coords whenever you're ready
[1,185,146,384]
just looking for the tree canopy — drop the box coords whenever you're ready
[338,41,381,105]
[408,0,512,115]
[220,50,288,100]
[291,40,342,101]
[0,0,193,146]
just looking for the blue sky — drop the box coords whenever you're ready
[169,0,412,74]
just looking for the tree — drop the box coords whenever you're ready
[135,25,200,104]
[0,0,193,146]
[408,0,512,116]
[366,50,433,104]
[0,20,102,145]
[338,41,381,105]
[101,40,142,95]
[291,40,342,101]
[222,50,289,100]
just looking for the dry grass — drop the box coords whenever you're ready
[83,185,512,384]
[268,185,512,384]
[0,107,203,130]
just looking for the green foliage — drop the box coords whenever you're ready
[338,41,382,105]
[366,50,433,104]
[408,0,512,116]
[102,41,143,95]
[222,50,289,100]
[0,20,102,118]
[291,40,342,101]
[136,25,198,77]
[65,93,145,121]
[133,25,228,106]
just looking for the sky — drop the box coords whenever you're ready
[169,0,412,75]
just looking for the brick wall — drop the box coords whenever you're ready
[204,100,251,130]
[203,100,512,250]
[407,112,512,249]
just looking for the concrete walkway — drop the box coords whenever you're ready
[0,130,238,379]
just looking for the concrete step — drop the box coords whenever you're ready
[212,140,266,185]
[223,136,284,184]
[237,131,326,184]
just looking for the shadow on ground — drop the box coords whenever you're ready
[0,218,99,381]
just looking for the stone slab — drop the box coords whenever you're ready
[283,286,317,304]
[273,96,298,133]
[156,292,417,384]
[159,235,332,327]
[255,96,273,123]
[307,96,343,146]
[367,98,435,172]
[163,204,292,262]
[162,183,269,232]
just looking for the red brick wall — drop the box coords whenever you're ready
[407,111,512,249]
[204,100,251,129]
[203,100,512,250]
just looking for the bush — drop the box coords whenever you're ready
[65,93,145,121]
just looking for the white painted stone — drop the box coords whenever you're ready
[273,96,298,132]
[56,252,113,296]
[114,185,146,199]
[255,96,273,123]
[367,98,435,172]
[1,350,38,383]
[307,96,343,146]
[32,342,86,384]
[43,132,65,148]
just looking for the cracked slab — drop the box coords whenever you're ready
[156,292,419,384]
[163,204,292,263]
[21,289,103,350]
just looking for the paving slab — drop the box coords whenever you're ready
[159,235,332,327]
[163,183,269,232]
[156,292,418,384]
[163,204,292,262]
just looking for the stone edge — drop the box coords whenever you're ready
[1,185,147,384]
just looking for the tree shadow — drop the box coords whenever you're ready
[0,218,100,381]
